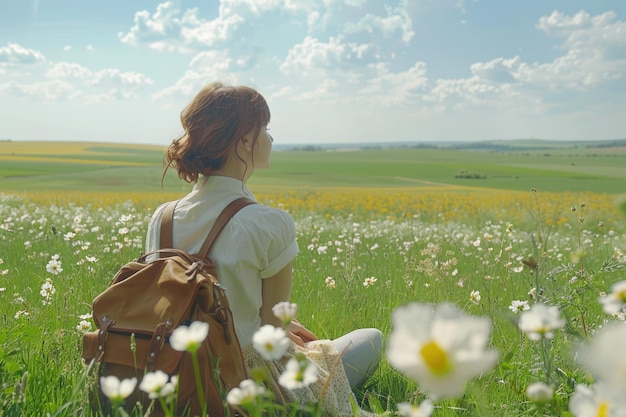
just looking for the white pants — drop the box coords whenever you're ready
[332,328,384,389]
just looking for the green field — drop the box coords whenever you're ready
[1,139,625,194]
[1,139,626,416]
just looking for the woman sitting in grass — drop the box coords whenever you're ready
[145,81,383,416]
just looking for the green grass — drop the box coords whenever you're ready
[1,187,625,415]
[1,141,625,193]
[0,140,625,415]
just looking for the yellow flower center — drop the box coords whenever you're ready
[420,340,451,375]
[598,401,608,417]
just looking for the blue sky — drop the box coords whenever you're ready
[1,0,625,145]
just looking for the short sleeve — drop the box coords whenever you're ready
[259,209,299,278]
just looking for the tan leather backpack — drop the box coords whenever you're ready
[82,197,254,416]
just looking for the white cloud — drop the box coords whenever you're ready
[343,6,414,43]
[86,69,154,88]
[121,0,420,110]
[45,62,154,89]
[280,36,348,75]
[424,9,626,112]
[219,0,282,16]
[470,56,522,84]
[180,12,244,50]
[0,43,46,65]
[119,2,187,51]
[152,50,236,100]
[536,9,593,34]
[0,80,79,101]
[295,78,339,101]
[0,45,153,103]
[46,62,92,80]
[359,61,428,106]
[119,1,245,52]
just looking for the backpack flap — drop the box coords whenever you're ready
[89,252,219,371]
[92,252,209,333]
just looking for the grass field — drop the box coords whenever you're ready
[1,140,626,194]
[0,140,625,416]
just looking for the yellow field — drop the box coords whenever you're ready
[5,188,623,228]
[0,141,161,154]
[0,141,162,166]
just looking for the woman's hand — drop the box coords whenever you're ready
[288,321,318,347]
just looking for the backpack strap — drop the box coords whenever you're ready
[159,197,257,257]
[159,201,177,249]
[196,197,256,258]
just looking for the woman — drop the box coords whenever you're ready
[145,82,383,416]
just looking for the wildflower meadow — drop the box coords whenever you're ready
[0,187,625,416]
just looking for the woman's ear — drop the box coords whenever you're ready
[239,135,253,152]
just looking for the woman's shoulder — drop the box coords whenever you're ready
[234,203,296,238]
[238,203,295,225]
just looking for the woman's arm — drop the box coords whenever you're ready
[260,262,294,328]
[260,262,318,346]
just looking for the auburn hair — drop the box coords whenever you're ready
[163,82,271,183]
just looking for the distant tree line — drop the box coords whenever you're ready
[454,170,486,179]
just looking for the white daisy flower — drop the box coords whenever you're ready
[170,321,209,353]
[469,290,481,305]
[569,383,626,417]
[76,320,92,334]
[518,303,565,341]
[226,379,266,406]
[598,280,626,315]
[508,300,530,313]
[252,325,290,361]
[525,382,553,403]
[278,356,319,390]
[387,302,498,400]
[100,375,137,402]
[139,371,177,400]
[397,399,434,417]
[272,302,298,326]
[46,257,63,275]
[576,322,626,388]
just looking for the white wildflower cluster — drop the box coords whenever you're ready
[99,373,179,406]
[0,257,7,276]
[76,313,93,334]
[509,300,530,313]
[99,320,205,406]
[46,254,63,275]
[228,302,319,408]
[226,379,267,407]
[39,278,56,305]
[278,354,319,390]
[325,276,336,288]
[12,293,28,319]
[139,371,178,400]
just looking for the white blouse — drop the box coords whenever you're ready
[145,175,299,347]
